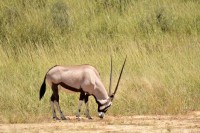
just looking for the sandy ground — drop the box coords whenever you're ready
[0,112,200,133]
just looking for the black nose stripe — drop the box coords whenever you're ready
[100,104,111,112]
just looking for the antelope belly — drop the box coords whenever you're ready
[59,82,81,93]
[59,87,77,93]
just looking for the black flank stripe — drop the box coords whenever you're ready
[59,82,81,92]
[103,104,111,112]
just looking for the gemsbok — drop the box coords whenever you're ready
[39,56,126,120]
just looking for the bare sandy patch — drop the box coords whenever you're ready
[0,112,200,133]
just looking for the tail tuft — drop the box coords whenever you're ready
[39,77,46,100]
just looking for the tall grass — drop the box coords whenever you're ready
[0,0,200,123]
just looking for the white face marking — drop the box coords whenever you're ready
[98,99,108,105]
[100,102,112,111]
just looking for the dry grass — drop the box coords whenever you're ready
[0,0,200,123]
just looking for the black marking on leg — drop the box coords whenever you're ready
[50,94,55,102]
[79,91,86,100]
[52,84,59,102]
[85,94,90,103]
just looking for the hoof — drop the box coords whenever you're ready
[61,117,67,120]
[87,116,92,120]
[53,116,60,120]
[76,117,81,121]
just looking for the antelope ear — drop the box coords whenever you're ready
[109,94,114,101]
[110,94,114,99]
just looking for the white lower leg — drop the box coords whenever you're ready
[50,101,57,119]
[76,100,83,118]
[85,101,91,119]
[54,101,66,120]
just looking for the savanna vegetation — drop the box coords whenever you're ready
[0,0,200,123]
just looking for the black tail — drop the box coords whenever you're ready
[39,76,46,100]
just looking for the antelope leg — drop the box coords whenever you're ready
[76,91,85,120]
[85,94,92,119]
[50,94,59,120]
[52,83,66,120]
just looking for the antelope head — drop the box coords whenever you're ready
[98,56,127,118]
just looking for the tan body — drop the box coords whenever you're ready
[39,57,126,120]
[46,65,109,100]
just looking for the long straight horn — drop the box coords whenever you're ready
[113,56,127,96]
[109,56,112,96]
